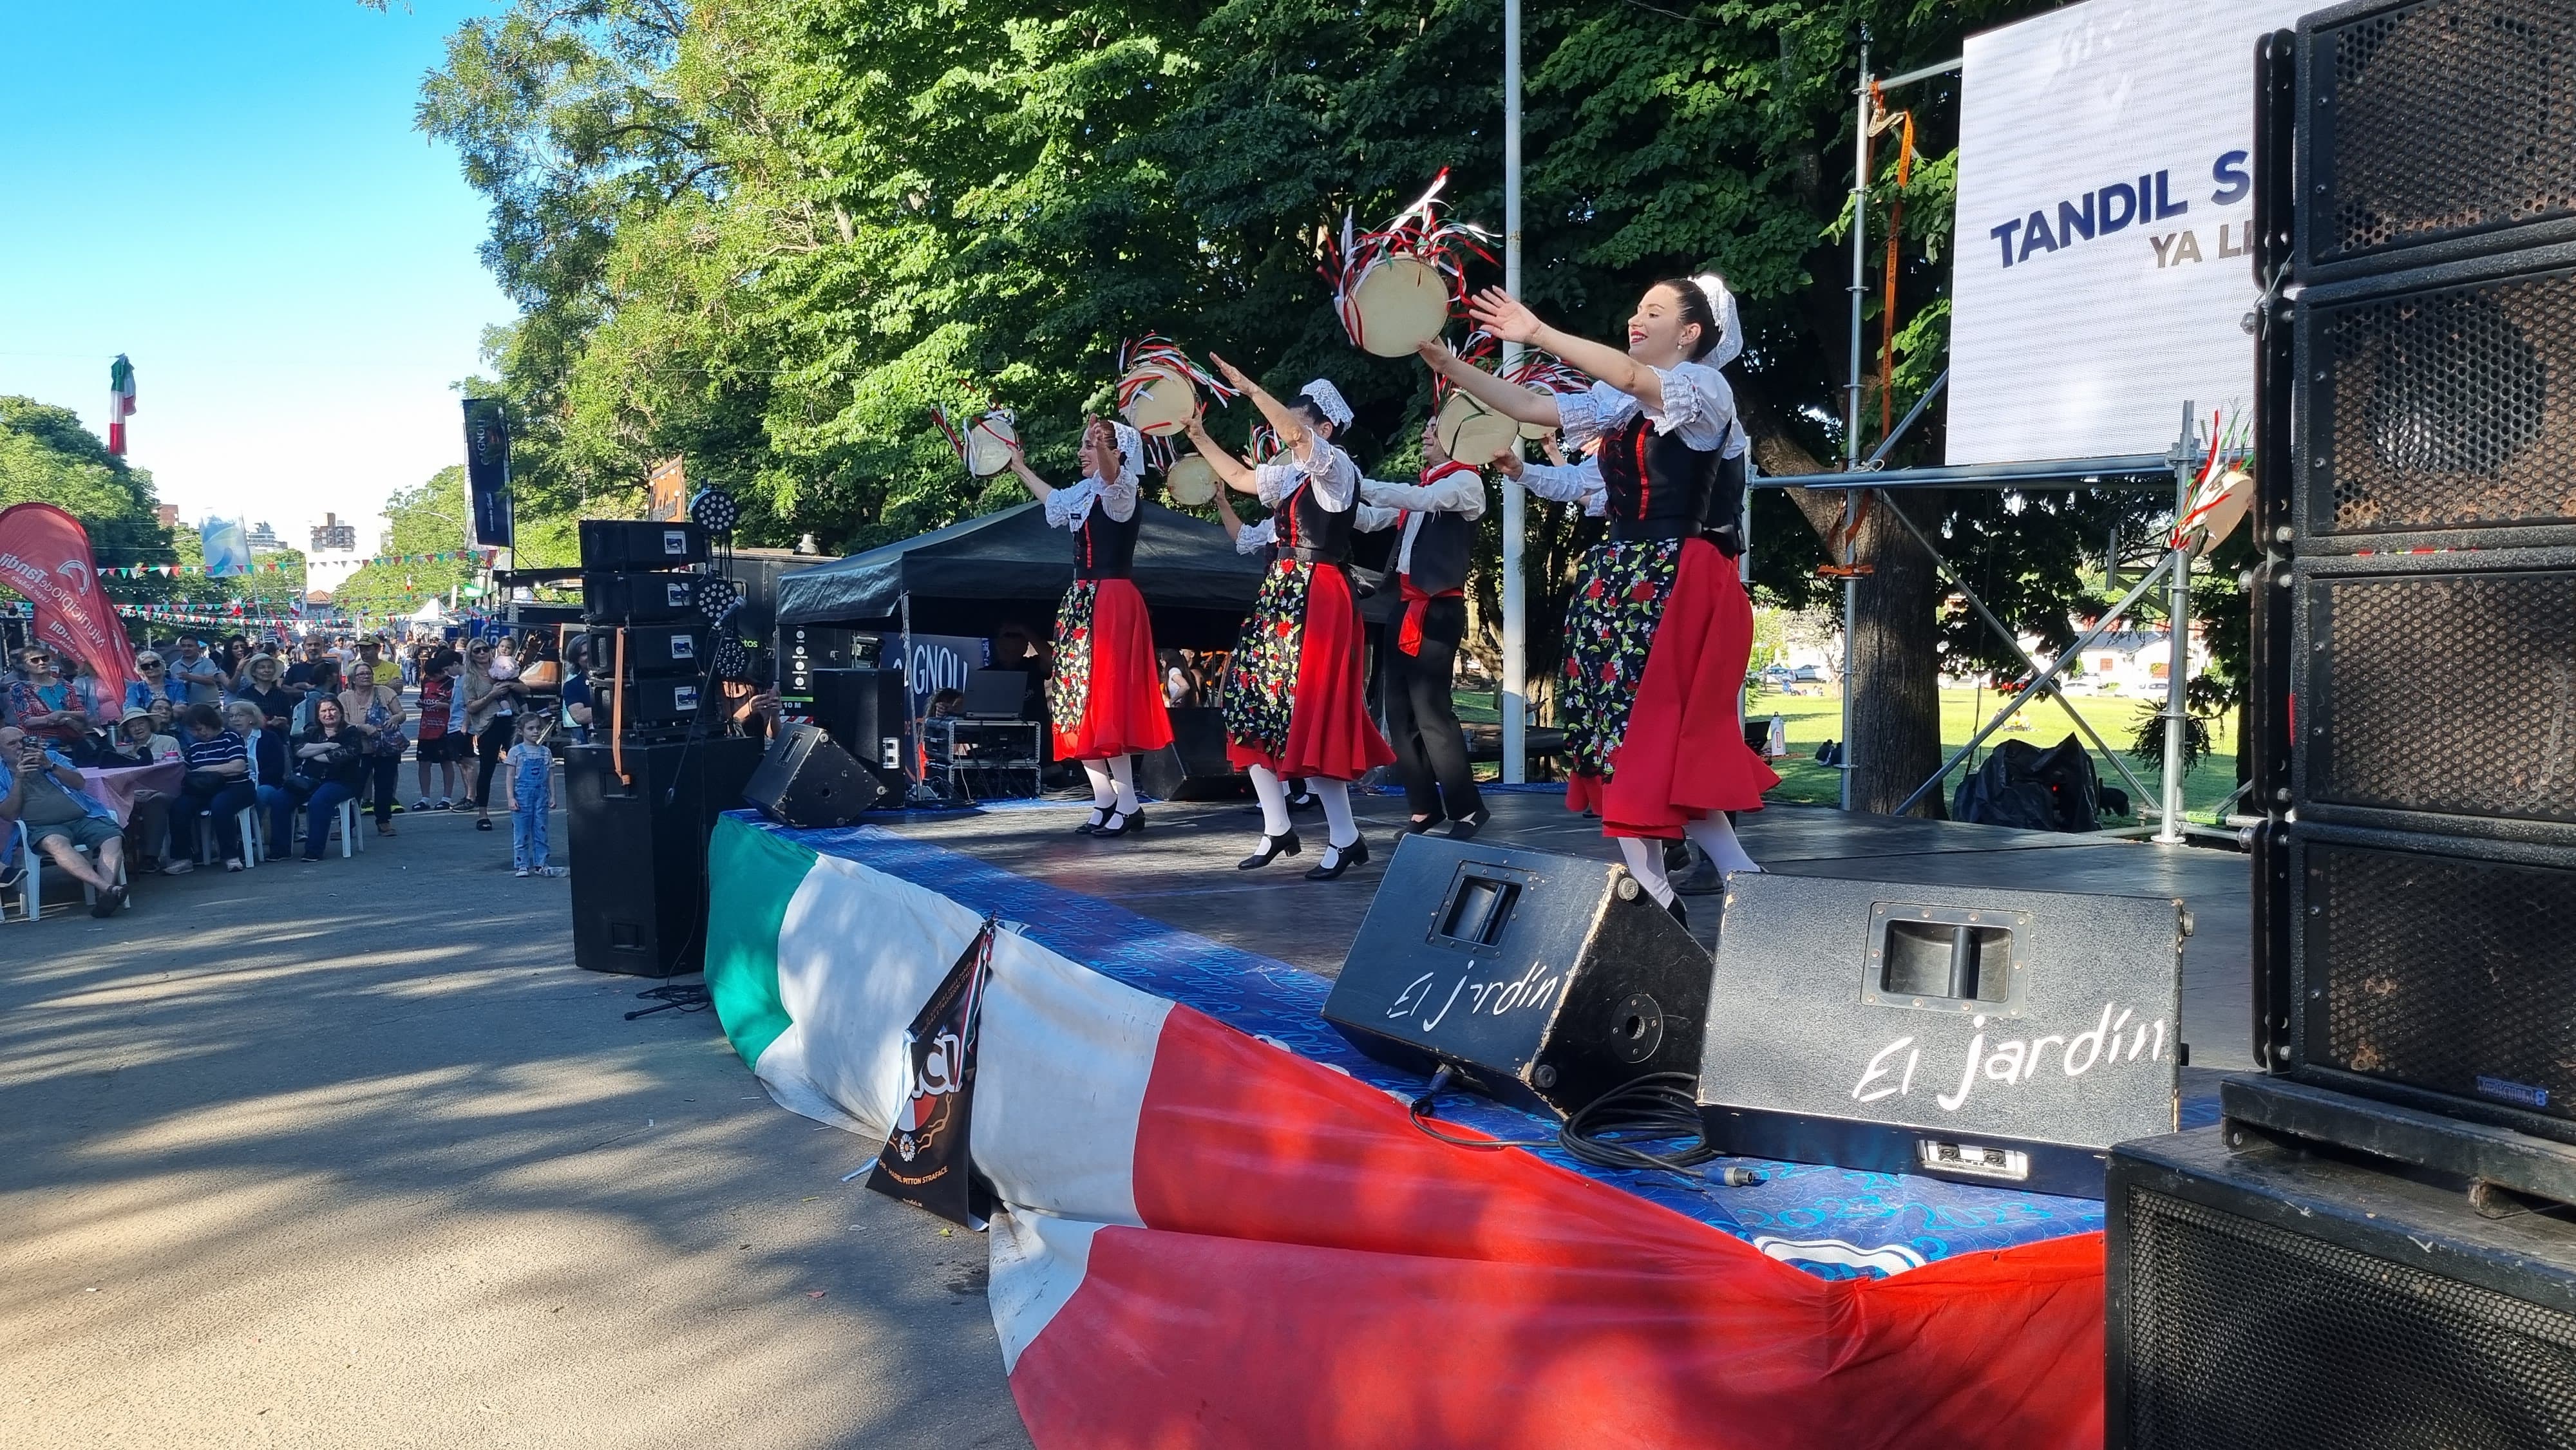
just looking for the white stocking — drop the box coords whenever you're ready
[1684,813,1761,875]
[1248,764,1292,836]
[1107,753,1140,814]
[1313,778,1356,847]
[1617,836,1676,907]
[1080,759,1116,812]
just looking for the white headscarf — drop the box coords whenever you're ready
[1691,273,1745,370]
[1109,420,1145,486]
[1298,379,1354,430]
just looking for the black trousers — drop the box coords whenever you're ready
[1381,597,1482,824]
[472,714,515,806]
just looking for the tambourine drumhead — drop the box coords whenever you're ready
[1347,254,1452,358]
[1435,390,1519,467]
[1166,455,1218,507]
[2193,467,2253,557]
[963,411,1018,477]
[1120,365,1196,437]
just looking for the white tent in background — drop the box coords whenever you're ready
[408,597,447,626]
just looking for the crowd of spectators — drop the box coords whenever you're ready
[0,628,574,917]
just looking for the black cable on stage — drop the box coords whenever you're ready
[1405,1068,1764,1186]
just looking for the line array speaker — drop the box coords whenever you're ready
[577,518,709,572]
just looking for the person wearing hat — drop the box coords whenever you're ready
[1355,419,1490,840]
[1184,360,1394,881]
[1419,274,1776,923]
[1005,417,1175,838]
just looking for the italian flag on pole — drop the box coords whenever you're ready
[106,354,136,457]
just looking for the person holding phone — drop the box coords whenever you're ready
[0,724,129,914]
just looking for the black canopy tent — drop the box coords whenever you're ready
[775,500,1273,649]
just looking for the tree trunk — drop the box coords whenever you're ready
[1740,390,1948,816]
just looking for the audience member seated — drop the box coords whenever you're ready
[166,702,255,874]
[6,647,94,755]
[103,708,183,766]
[278,696,366,862]
[225,701,290,863]
[0,724,129,916]
[124,652,185,715]
[231,654,296,734]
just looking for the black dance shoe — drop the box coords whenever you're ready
[1094,807,1142,838]
[1076,807,1109,835]
[1405,814,1441,835]
[1303,834,1370,881]
[1237,829,1301,869]
[1445,807,1490,842]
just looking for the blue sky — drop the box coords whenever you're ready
[0,1,511,552]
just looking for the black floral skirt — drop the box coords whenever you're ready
[1047,581,1097,735]
[1559,538,1685,780]
[1221,558,1313,764]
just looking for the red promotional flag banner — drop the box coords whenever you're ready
[0,502,138,702]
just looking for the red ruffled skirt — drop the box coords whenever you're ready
[1051,578,1173,760]
[1227,561,1394,782]
[1566,536,1779,838]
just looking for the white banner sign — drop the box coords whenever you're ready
[1946,0,2313,466]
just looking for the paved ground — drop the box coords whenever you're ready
[0,796,1031,1449]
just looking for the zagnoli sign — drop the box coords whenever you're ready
[1945,0,2315,466]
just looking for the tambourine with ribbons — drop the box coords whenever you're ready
[1430,331,1590,464]
[1115,335,1235,437]
[1328,170,1497,358]
[932,406,1021,478]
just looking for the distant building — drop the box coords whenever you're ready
[244,520,283,551]
[310,513,358,553]
[155,504,178,530]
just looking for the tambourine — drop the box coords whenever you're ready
[1435,390,1520,467]
[962,410,1018,478]
[1165,454,1218,507]
[2190,467,2253,558]
[1341,254,1453,359]
[1119,364,1197,437]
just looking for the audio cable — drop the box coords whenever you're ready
[1406,1068,1764,1187]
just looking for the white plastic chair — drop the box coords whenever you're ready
[6,819,127,921]
[194,806,261,869]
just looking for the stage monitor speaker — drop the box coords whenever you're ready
[1133,706,1247,801]
[1696,873,2185,1197]
[810,666,914,782]
[580,623,708,678]
[565,736,764,977]
[744,721,881,828]
[2107,1125,2576,1449]
[583,572,701,625]
[1320,835,1710,1120]
[2291,0,2576,285]
[578,518,708,572]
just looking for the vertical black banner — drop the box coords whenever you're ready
[461,397,514,549]
[867,919,996,1227]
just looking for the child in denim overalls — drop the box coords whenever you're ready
[502,714,565,878]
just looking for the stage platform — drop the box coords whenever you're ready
[878,787,2257,1072]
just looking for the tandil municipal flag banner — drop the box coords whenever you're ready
[0,502,139,701]
[200,517,254,578]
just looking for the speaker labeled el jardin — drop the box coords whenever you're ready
[1320,835,1710,1120]
[1696,873,2186,1197]
[744,720,882,828]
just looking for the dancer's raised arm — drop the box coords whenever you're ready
[1207,353,1312,460]
[1184,415,1262,497]
[1414,339,1562,428]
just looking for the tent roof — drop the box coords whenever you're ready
[776,500,1267,626]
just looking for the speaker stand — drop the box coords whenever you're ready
[2223,1075,2576,1214]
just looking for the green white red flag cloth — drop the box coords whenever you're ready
[106,355,137,457]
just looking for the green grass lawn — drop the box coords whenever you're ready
[1456,684,2244,826]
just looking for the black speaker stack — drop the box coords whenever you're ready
[566,516,762,977]
[2110,4,2576,1442]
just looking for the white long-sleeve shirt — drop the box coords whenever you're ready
[1553,360,1743,457]
[1356,466,1487,576]
[1253,435,1360,513]
[1041,470,1140,531]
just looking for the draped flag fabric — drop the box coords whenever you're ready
[106,355,137,457]
[199,517,253,578]
[704,818,2107,1450]
[0,503,138,702]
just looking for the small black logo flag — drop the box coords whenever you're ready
[867,919,997,1227]
[461,397,514,549]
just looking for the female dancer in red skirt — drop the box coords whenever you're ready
[1419,274,1777,922]
[1183,361,1394,880]
[1006,419,1173,837]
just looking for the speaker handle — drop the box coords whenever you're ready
[612,627,630,784]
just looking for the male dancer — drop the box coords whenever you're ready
[1356,420,1487,838]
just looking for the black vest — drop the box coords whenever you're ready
[1401,511,1473,594]
[1271,480,1354,566]
[1073,497,1140,579]
[1596,415,1717,544]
